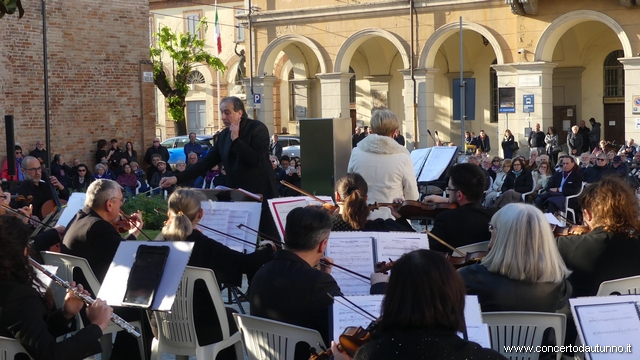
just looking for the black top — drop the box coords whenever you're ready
[61,206,136,284]
[528,130,546,148]
[144,145,170,165]
[330,213,415,232]
[583,165,614,183]
[459,264,571,312]
[429,202,497,253]
[557,228,640,297]
[249,250,340,345]
[175,117,278,200]
[354,330,506,360]
[501,170,534,193]
[0,281,103,360]
[10,179,70,219]
[29,148,50,165]
[95,149,108,164]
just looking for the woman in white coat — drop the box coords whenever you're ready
[348,109,419,219]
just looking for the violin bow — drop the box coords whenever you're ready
[327,293,377,321]
[118,210,153,240]
[279,180,330,204]
[236,223,282,244]
[424,230,466,257]
[1,203,54,230]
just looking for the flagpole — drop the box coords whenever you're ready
[217,70,221,131]
[214,0,222,131]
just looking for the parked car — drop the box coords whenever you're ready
[161,135,214,166]
[278,135,300,158]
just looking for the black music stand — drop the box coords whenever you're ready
[195,188,263,313]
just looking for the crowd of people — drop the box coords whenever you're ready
[3,101,640,360]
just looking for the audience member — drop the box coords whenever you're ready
[144,137,169,165]
[534,156,583,214]
[124,141,138,164]
[71,164,93,192]
[183,132,204,159]
[1,145,24,181]
[29,140,49,166]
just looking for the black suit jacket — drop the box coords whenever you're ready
[429,202,497,253]
[176,118,277,200]
[61,206,135,284]
[0,281,102,360]
[249,250,341,345]
[545,169,583,196]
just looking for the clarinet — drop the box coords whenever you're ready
[29,257,142,338]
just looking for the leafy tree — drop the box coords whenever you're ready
[0,0,24,19]
[151,18,225,126]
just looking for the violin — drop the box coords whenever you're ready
[368,200,458,219]
[3,194,34,203]
[553,224,590,237]
[374,259,394,274]
[310,321,378,359]
[112,213,136,233]
[444,251,489,269]
[279,180,338,214]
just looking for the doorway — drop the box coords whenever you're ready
[603,103,625,146]
[187,101,206,134]
[553,105,577,148]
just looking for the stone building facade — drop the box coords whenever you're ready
[0,0,155,168]
[238,0,640,156]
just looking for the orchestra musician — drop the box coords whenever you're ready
[422,163,497,252]
[249,206,340,347]
[557,176,640,298]
[10,156,70,219]
[0,215,113,360]
[331,250,506,360]
[331,173,415,232]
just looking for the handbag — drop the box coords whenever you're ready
[552,145,562,153]
[509,142,519,151]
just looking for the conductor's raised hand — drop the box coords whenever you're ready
[86,298,113,332]
[159,176,177,188]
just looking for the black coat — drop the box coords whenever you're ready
[176,117,277,200]
[544,169,583,196]
[144,145,170,165]
[0,281,103,360]
[330,213,415,232]
[501,170,534,194]
[567,133,583,155]
[61,206,136,284]
[429,202,497,253]
[249,250,340,345]
[459,264,571,312]
[557,228,640,297]
[583,165,614,183]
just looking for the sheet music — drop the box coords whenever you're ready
[326,233,375,296]
[465,324,491,349]
[227,210,249,253]
[410,148,431,178]
[572,297,640,360]
[302,195,335,206]
[332,295,383,342]
[375,233,429,263]
[199,201,262,253]
[464,295,483,325]
[418,146,457,182]
[55,192,86,227]
[267,198,309,241]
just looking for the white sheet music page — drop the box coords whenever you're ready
[418,146,457,182]
[375,233,429,263]
[571,296,640,360]
[56,192,86,227]
[199,201,262,253]
[332,295,383,342]
[267,197,309,241]
[410,148,431,179]
[326,232,375,296]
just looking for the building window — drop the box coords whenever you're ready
[184,10,204,39]
[149,14,155,46]
[187,71,206,84]
[489,59,498,123]
[603,50,625,98]
[349,67,356,104]
[235,7,246,43]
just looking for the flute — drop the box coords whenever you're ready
[29,257,142,338]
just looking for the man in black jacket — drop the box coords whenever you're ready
[588,117,602,152]
[144,137,170,165]
[160,96,279,239]
[249,206,340,346]
[534,156,583,214]
[578,120,590,153]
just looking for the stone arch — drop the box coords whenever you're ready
[419,21,504,69]
[334,28,410,73]
[189,63,213,85]
[257,34,330,77]
[535,10,633,62]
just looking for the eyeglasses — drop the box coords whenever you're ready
[153,140,160,143]
[488,223,496,232]
[445,187,459,193]
[271,160,278,163]
[24,167,42,172]
[597,158,606,162]
[78,169,87,172]
[512,163,522,167]
[15,151,22,155]
[110,196,126,204]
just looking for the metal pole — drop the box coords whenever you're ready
[410,0,418,149]
[459,17,465,149]
[248,0,256,120]
[42,0,51,165]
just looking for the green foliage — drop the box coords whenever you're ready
[121,193,168,230]
[0,0,24,19]
[150,18,226,122]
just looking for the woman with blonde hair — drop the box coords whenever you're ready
[331,173,414,232]
[348,109,419,220]
[459,203,571,312]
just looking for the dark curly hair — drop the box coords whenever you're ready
[0,216,36,285]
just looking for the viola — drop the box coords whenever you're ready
[369,200,458,219]
[310,321,378,359]
[3,194,34,203]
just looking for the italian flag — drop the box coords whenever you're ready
[214,6,222,55]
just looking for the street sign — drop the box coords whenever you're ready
[254,94,261,109]
[523,94,534,113]
[499,87,516,113]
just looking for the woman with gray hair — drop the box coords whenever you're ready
[567,125,582,156]
[347,109,419,219]
[458,203,571,312]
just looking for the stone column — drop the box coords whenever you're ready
[317,72,352,119]
[247,76,277,132]
[399,69,417,150]
[619,57,640,141]
[415,68,439,148]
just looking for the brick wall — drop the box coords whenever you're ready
[0,0,155,169]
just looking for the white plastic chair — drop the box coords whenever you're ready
[521,176,537,202]
[0,336,32,360]
[483,312,566,360]
[596,275,640,296]
[456,241,489,254]
[39,252,144,360]
[151,266,243,360]
[135,180,141,195]
[233,313,326,360]
[562,181,587,226]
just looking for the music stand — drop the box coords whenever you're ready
[195,188,263,313]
